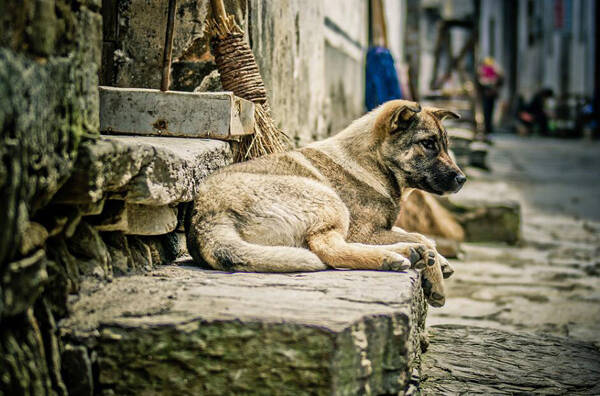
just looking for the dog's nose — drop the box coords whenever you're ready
[455,174,467,186]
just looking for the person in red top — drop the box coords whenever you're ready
[477,57,504,137]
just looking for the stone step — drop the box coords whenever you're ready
[60,265,427,395]
[54,135,232,206]
[443,197,522,245]
[420,325,600,395]
[100,87,255,139]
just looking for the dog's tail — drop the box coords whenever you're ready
[186,212,328,272]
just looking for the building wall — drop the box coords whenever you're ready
[384,0,408,70]
[418,6,438,96]
[480,0,509,101]
[568,0,596,98]
[0,0,102,392]
[323,1,368,136]
[249,0,369,144]
[99,0,377,145]
[248,0,326,145]
[418,0,475,97]
[514,0,596,101]
[479,0,595,108]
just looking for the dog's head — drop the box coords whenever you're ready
[375,100,466,195]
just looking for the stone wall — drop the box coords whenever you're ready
[0,3,232,394]
[0,1,102,393]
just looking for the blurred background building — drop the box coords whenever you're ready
[99,0,598,142]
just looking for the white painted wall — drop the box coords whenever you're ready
[323,0,368,136]
[249,0,326,144]
[384,0,407,67]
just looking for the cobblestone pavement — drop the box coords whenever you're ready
[429,135,600,347]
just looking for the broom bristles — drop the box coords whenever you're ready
[234,103,290,162]
[207,14,290,161]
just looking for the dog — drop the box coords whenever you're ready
[186,100,466,307]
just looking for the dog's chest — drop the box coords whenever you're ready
[300,148,398,233]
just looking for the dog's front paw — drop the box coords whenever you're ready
[409,244,437,270]
[438,254,455,279]
[387,242,436,270]
[381,252,411,271]
[422,277,446,307]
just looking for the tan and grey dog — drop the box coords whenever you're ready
[186,100,465,307]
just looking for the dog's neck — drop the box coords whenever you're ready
[309,112,407,203]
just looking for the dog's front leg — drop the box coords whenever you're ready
[374,227,454,279]
[307,229,413,272]
[368,228,452,307]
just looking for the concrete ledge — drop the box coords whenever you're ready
[445,198,521,245]
[100,87,255,139]
[54,135,232,205]
[61,265,427,395]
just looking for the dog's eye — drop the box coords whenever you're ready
[420,139,437,151]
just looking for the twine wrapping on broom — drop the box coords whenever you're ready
[207,1,290,161]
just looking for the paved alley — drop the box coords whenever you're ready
[420,135,600,394]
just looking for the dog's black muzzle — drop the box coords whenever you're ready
[428,170,467,194]
[452,173,467,192]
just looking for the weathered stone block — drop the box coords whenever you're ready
[89,201,178,236]
[100,87,254,139]
[0,309,54,394]
[53,136,232,205]
[447,127,475,169]
[168,232,189,258]
[444,198,522,245]
[62,266,426,395]
[102,232,134,275]
[88,200,128,232]
[126,204,178,236]
[469,141,489,169]
[125,237,154,273]
[141,235,178,266]
[421,325,600,394]
[18,222,49,257]
[1,250,48,316]
[62,344,94,396]
[1,1,102,392]
[67,222,112,279]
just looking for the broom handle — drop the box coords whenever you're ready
[210,0,228,21]
[161,0,177,91]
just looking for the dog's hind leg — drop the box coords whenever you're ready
[187,214,328,273]
[307,229,411,271]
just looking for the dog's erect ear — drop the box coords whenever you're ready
[431,108,460,121]
[390,102,421,133]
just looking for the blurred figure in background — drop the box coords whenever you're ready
[477,57,504,137]
[517,88,554,136]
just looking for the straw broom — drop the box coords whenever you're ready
[207,0,290,161]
